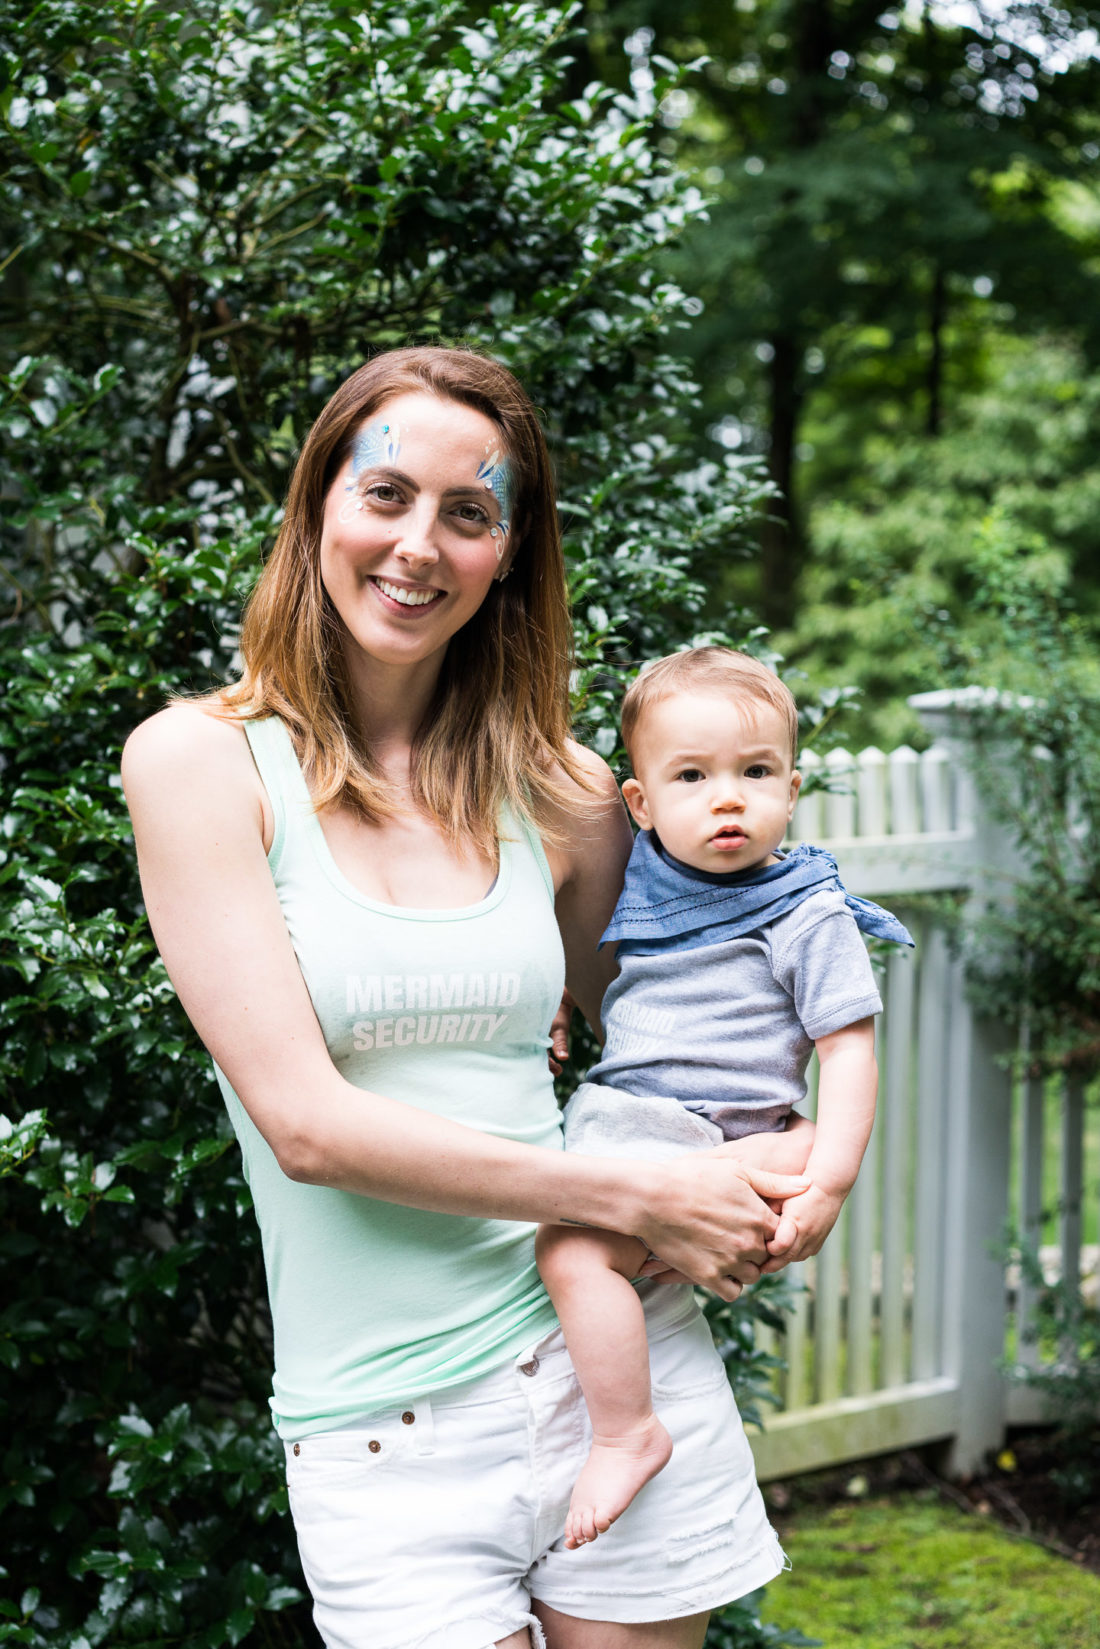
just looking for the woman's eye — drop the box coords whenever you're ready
[365,482,403,504]
[453,503,491,527]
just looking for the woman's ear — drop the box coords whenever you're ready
[621,777,651,831]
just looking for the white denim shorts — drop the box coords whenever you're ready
[284,1283,785,1649]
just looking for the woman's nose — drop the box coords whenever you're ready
[394,506,440,568]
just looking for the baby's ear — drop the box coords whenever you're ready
[621,777,651,830]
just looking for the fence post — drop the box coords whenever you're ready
[910,689,1020,1474]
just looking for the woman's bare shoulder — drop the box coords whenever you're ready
[121,700,256,799]
[122,700,276,852]
[541,739,630,887]
[559,738,622,802]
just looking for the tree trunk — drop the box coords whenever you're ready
[760,333,803,631]
[757,0,832,629]
[927,262,946,437]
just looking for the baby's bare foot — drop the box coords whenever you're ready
[563,1414,673,1549]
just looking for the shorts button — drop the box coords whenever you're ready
[401,1412,415,1425]
[519,1357,540,1377]
[292,1443,300,1456]
[368,1440,382,1453]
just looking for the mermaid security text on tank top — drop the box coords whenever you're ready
[212,717,563,1440]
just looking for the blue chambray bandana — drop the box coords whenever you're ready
[600,833,914,956]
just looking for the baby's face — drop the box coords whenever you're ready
[622,691,800,876]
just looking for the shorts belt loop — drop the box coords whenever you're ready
[411,1395,434,1454]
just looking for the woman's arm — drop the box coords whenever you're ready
[122,708,805,1298]
[541,742,634,1041]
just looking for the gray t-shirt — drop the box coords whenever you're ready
[587,888,882,1139]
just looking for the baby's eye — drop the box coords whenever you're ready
[676,768,705,783]
[745,763,771,779]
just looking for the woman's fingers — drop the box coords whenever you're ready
[637,1255,688,1282]
[708,1276,744,1303]
[546,989,574,1075]
[736,1166,811,1203]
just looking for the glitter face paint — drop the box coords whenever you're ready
[347,420,403,492]
[338,420,404,522]
[476,445,515,558]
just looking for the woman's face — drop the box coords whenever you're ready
[319,390,515,680]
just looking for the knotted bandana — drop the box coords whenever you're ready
[601,833,914,956]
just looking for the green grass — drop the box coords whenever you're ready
[760,1493,1100,1648]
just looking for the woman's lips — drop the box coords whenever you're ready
[370,576,444,611]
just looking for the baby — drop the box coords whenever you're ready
[537,646,912,1550]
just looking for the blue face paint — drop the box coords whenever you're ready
[346,419,403,491]
[476,446,515,540]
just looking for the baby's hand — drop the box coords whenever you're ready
[761,1182,846,1272]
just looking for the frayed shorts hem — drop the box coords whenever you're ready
[531,1531,787,1624]
[393,1608,546,1649]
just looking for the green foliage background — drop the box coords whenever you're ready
[1,4,793,1645]
[577,0,1100,716]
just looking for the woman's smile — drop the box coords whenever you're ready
[370,575,445,610]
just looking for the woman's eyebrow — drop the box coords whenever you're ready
[351,468,502,506]
[353,464,417,488]
[352,468,491,491]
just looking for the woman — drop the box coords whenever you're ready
[122,347,808,1649]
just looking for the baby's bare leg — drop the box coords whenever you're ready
[536,1224,674,1550]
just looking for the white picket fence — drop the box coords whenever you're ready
[747,689,1097,1481]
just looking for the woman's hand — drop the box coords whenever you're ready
[713,1113,816,1180]
[630,1155,810,1302]
[547,989,575,1076]
[638,1119,816,1288]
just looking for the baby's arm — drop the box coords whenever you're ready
[763,1017,877,1268]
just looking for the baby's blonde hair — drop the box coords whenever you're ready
[621,647,798,765]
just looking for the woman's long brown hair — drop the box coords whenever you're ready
[217,347,592,854]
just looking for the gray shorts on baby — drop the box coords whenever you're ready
[561,1080,726,1162]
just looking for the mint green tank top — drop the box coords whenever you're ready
[213,717,563,1440]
